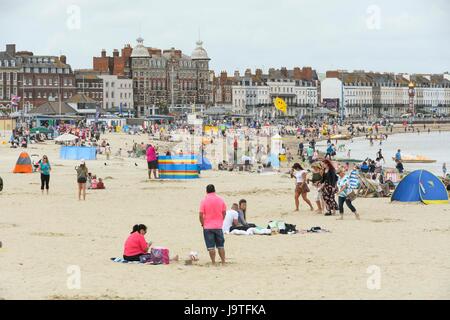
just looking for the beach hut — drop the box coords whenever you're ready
[13,152,33,173]
[391,170,448,204]
[158,154,199,179]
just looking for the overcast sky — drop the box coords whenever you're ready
[1,0,449,74]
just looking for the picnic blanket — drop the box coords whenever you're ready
[229,227,271,236]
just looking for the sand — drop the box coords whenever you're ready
[0,132,449,300]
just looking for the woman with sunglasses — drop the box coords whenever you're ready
[38,155,51,195]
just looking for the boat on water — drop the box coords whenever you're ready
[330,134,352,140]
[392,155,437,163]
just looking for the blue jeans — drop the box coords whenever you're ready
[203,229,225,250]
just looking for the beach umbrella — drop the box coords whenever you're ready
[30,127,50,134]
[55,133,78,142]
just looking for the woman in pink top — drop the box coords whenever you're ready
[123,224,151,261]
[146,144,159,179]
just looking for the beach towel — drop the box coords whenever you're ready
[110,257,142,264]
[305,227,331,233]
[349,170,360,189]
[229,227,271,236]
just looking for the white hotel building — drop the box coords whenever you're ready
[98,75,134,113]
[321,72,450,118]
[232,74,319,118]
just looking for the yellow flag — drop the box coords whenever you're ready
[274,97,287,114]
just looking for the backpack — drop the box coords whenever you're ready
[280,223,297,234]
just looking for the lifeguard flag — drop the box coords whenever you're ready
[274,97,287,114]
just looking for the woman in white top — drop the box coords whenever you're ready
[290,163,314,212]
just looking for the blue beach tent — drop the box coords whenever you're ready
[391,170,448,205]
[198,156,212,170]
[60,146,97,160]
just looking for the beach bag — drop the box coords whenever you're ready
[140,247,170,265]
[347,190,357,201]
[280,223,297,234]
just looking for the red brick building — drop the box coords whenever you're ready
[0,44,76,111]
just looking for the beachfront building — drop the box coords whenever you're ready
[211,71,234,107]
[232,78,270,116]
[0,44,20,110]
[75,69,104,104]
[93,37,211,117]
[98,74,133,114]
[231,67,319,118]
[0,44,76,112]
[321,71,450,118]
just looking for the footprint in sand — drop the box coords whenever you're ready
[0,223,18,229]
[371,218,404,223]
[30,232,70,237]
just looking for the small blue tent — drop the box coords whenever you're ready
[198,156,212,171]
[391,170,448,204]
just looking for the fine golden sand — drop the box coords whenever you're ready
[0,132,449,300]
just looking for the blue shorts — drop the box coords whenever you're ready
[203,229,225,250]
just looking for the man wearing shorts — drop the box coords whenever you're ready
[146,144,158,179]
[199,184,227,265]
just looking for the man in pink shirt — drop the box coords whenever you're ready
[199,184,227,265]
[146,144,158,179]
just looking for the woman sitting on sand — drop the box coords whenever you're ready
[123,224,178,262]
[123,224,151,261]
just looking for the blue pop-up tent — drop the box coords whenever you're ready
[391,169,448,204]
[198,156,212,170]
[60,146,97,160]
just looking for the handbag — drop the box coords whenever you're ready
[347,190,357,201]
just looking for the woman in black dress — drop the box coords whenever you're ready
[320,159,338,216]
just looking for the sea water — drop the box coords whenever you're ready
[316,131,450,175]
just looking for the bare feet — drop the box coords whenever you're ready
[294,208,299,212]
[355,213,360,220]
[337,215,344,220]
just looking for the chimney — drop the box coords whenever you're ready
[113,49,119,57]
[268,68,275,77]
[101,49,106,58]
[59,55,67,64]
[293,67,301,79]
[234,70,240,79]
[281,67,288,78]
[6,44,16,56]
[244,68,252,77]
[302,67,313,81]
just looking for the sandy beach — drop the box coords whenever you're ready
[0,132,449,300]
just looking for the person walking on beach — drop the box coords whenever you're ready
[320,159,338,216]
[395,149,402,161]
[38,155,51,195]
[199,184,227,265]
[336,168,360,220]
[75,160,88,200]
[290,163,314,212]
[443,163,447,178]
[377,149,385,163]
[146,144,158,179]
[310,163,325,214]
